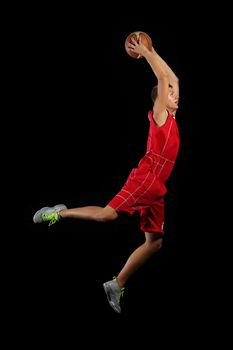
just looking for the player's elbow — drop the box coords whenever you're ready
[158,73,169,82]
[171,76,179,86]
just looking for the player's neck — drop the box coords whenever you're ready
[167,108,177,117]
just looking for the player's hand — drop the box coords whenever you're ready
[127,37,149,59]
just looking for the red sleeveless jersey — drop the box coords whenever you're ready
[138,110,180,182]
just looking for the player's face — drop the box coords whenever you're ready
[168,87,179,109]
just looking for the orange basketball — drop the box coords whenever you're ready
[125,31,152,59]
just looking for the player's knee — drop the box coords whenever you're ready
[154,239,163,251]
[95,207,118,222]
[150,239,162,253]
[146,236,163,252]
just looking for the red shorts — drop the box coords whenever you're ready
[108,166,167,234]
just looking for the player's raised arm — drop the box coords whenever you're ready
[128,37,170,126]
[128,37,179,126]
[151,47,179,98]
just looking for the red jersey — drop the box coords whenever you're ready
[108,110,180,232]
[138,110,180,182]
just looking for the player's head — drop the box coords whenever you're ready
[151,84,179,110]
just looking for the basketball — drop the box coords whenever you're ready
[125,31,152,59]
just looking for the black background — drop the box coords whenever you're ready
[19,7,230,347]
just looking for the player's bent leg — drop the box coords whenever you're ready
[60,205,119,222]
[95,205,119,222]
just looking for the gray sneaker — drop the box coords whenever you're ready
[103,278,125,314]
[33,204,67,225]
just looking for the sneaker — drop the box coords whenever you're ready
[33,204,67,225]
[103,277,125,314]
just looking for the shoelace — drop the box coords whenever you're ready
[113,276,125,300]
[120,287,125,298]
[42,212,59,226]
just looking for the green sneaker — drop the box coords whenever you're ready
[42,211,60,226]
[103,277,125,313]
[33,204,67,225]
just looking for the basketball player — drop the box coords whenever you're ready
[33,36,180,314]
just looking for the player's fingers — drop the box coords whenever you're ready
[131,37,138,45]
